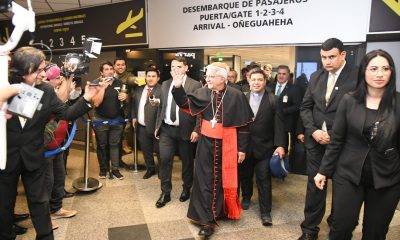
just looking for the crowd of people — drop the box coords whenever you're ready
[0,37,399,240]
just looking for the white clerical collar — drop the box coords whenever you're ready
[251,89,265,97]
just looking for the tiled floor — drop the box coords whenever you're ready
[14,143,400,240]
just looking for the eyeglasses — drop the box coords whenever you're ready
[203,75,221,80]
[367,66,392,74]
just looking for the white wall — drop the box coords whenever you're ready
[148,0,370,48]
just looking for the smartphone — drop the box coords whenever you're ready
[89,79,101,86]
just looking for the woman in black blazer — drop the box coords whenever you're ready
[314,49,400,240]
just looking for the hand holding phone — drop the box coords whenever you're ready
[89,79,100,86]
[149,95,159,106]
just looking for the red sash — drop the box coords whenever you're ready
[201,119,242,219]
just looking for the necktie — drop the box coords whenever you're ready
[170,96,177,122]
[146,88,152,100]
[276,84,282,96]
[325,73,336,104]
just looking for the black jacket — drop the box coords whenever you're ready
[155,77,201,140]
[269,82,302,133]
[319,93,400,189]
[131,84,161,135]
[6,83,91,172]
[300,63,358,149]
[246,91,287,160]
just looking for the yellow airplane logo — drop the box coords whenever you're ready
[116,8,144,38]
[383,0,400,16]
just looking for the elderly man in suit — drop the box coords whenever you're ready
[154,56,201,208]
[227,69,241,91]
[131,68,161,179]
[239,68,286,226]
[268,65,302,166]
[298,38,358,240]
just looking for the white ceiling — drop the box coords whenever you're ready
[0,0,130,20]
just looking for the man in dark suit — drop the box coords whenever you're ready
[292,73,309,175]
[268,65,302,167]
[298,38,358,240]
[0,46,99,240]
[240,68,286,226]
[227,69,241,91]
[154,56,201,208]
[131,68,161,179]
[295,73,309,99]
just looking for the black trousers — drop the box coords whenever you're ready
[137,124,159,171]
[329,174,400,240]
[94,123,123,171]
[0,162,53,240]
[239,152,273,216]
[300,144,331,235]
[45,152,66,213]
[159,123,195,193]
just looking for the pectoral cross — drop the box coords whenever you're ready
[210,118,217,128]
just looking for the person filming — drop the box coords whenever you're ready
[0,46,99,240]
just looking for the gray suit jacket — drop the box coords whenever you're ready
[155,77,201,140]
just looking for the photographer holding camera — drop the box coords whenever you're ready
[0,85,21,119]
[0,46,99,240]
[92,61,128,180]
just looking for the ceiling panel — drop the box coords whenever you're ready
[0,0,130,20]
[205,46,296,71]
[47,3,80,12]
[80,0,111,7]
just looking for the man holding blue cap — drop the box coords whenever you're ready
[239,67,286,226]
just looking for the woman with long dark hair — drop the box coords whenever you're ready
[314,49,400,240]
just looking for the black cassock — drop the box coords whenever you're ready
[172,85,253,226]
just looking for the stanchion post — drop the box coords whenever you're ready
[73,118,102,191]
[133,122,138,173]
[84,118,90,187]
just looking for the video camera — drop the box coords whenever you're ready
[62,37,102,77]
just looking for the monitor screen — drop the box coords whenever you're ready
[296,62,318,81]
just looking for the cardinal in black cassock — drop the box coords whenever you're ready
[171,62,253,237]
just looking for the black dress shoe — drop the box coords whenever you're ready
[143,170,156,179]
[179,189,190,202]
[13,224,27,235]
[261,213,272,226]
[156,193,171,208]
[298,233,318,240]
[14,213,29,223]
[64,190,75,198]
[241,197,251,210]
[198,225,214,237]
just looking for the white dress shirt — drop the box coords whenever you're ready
[138,85,151,126]
[164,75,186,126]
